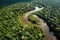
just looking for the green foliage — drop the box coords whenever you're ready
[28,14,41,25]
[32,0,60,40]
[0,2,45,40]
[39,33,43,37]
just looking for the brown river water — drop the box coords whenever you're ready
[21,6,57,40]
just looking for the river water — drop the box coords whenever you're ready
[21,6,57,40]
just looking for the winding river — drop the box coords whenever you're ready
[21,6,57,40]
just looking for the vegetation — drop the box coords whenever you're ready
[0,2,45,40]
[1,0,60,40]
[32,0,60,40]
[28,14,41,25]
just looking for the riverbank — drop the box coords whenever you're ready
[20,6,57,40]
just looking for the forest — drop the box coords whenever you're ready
[0,2,45,40]
[28,14,41,25]
[32,0,60,40]
[0,0,60,40]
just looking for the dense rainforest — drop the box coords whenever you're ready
[0,0,60,40]
[0,2,45,40]
[32,0,60,40]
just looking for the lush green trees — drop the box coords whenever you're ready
[0,3,45,40]
[32,0,60,40]
[28,14,41,25]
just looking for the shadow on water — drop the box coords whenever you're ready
[0,0,32,6]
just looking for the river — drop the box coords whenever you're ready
[21,6,57,40]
